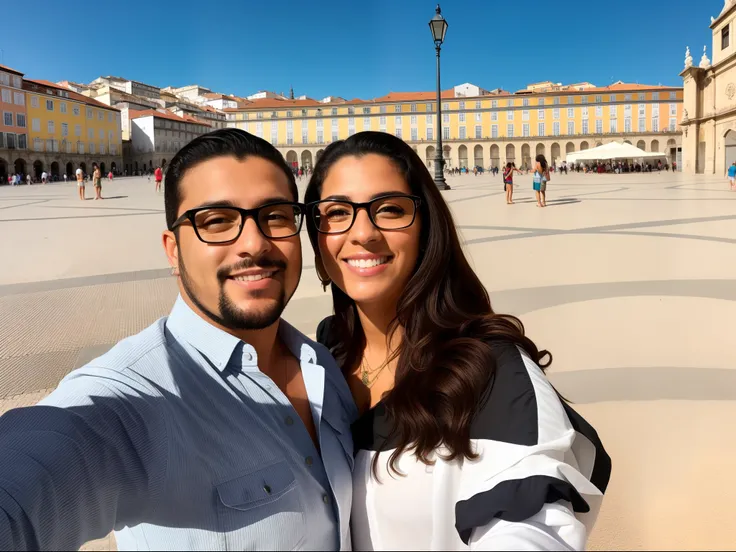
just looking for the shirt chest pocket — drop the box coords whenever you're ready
[216,460,306,550]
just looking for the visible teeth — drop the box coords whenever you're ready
[233,271,275,282]
[347,257,388,268]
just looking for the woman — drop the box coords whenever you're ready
[502,162,522,204]
[305,132,610,551]
[534,154,550,207]
[92,165,102,200]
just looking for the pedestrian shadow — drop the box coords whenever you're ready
[84,196,128,201]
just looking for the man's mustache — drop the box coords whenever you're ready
[217,257,287,281]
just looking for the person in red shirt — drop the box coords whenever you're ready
[154,166,163,192]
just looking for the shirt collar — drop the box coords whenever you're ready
[166,295,318,371]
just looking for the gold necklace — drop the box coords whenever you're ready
[360,356,389,387]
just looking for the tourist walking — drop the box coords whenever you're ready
[76,166,85,200]
[41,171,47,185]
[154,166,163,192]
[534,154,550,208]
[92,165,102,200]
[503,162,522,204]
[728,162,736,190]
[0,129,355,551]
[305,131,610,551]
[26,174,31,186]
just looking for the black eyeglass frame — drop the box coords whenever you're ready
[170,202,306,243]
[308,194,422,235]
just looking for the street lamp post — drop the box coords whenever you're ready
[429,4,449,190]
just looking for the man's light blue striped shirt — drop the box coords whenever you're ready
[0,296,357,551]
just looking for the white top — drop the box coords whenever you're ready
[75,168,83,176]
[41,172,47,179]
[345,340,611,551]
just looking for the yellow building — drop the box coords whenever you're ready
[224,82,683,170]
[23,79,123,178]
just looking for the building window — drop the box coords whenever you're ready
[86,107,93,119]
[582,107,589,118]
[553,108,560,119]
[394,105,400,113]
[89,142,95,154]
[624,94,632,101]
[507,124,514,138]
[108,112,113,122]
[14,92,24,105]
[379,105,387,114]
[396,128,403,139]
[522,123,530,137]
[522,110,529,121]
[317,130,324,144]
[88,127,94,139]
[491,100,497,108]
[507,99,514,107]
[443,102,449,111]
[18,133,26,149]
[568,121,575,135]
[459,112,465,123]
[363,107,371,114]
[301,129,307,143]
[653,92,659,100]
[410,115,417,125]
[46,99,54,111]
[538,109,545,119]
[596,119,603,134]
[379,116,387,126]
[567,108,574,118]
[426,114,433,124]
[491,124,498,138]
[507,110,514,120]
[16,113,25,127]
[475,100,481,109]
[538,98,545,106]
[582,96,588,104]
[410,103,417,112]
[522,98,529,107]
[553,97,560,105]
[410,128,417,141]
[1,89,11,102]
[652,118,659,132]
[475,112,482,122]
[109,130,114,142]
[48,120,55,134]
[475,125,482,139]
[669,118,677,131]
[394,116,402,127]
[582,120,589,134]
[443,113,450,123]
[610,119,617,133]
[331,132,338,142]
[3,112,12,126]
[624,104,632,116]
[567,96,573,104]
[364,117,370,129]
[669,92,677,99]
[33,137,43,151]
[669,103,677,116]
[553,121,560,136]
[538,122,545,136]
[723,25,730,49]
[639,118,646,131]
[458,127,466,139]
[30,95,39,108]
[595,95,602,103]
[491,112,498,121]
[625,118,632,133]
[427,127,433,140]
[426,103,433,112]
[32,118,40,131]
[459,101,465,110]
[596,106,603,117]
[98,110,103,120]
[443,127,450,139]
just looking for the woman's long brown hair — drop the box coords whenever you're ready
[305,132,552,475]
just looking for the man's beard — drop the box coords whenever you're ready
[178,250,291,331]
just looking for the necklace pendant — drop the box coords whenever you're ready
[362,371,370,385]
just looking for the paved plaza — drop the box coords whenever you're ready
[1,171,735,550]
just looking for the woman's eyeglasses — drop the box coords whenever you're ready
[170,202,305,243]
[308,194,421,235]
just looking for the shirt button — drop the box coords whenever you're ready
[322,494,330,504]
[285,416,294,426]
[305,456,313,466]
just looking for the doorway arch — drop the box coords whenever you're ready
[637,140,646,151]
[536,143,545,158]
[66,162,73,177]
[473,145,483,167]
[443,145,452,166]
[14,158,26,175]
[505,144,516,164]
[316,149,325,163]
[111,162,117,174]
[286,150,298,168]
[490,144,500,167]
[580,141,589,150]
[51,161,60,177]
[426,145,435,167]
[724,131,736,172]
[651,139,660,153]
[521,144,531,169]
[551,143,561,163]
[161,159,167,170]
[100,162,106,175]
[0,157,7,182]
[33,160,44,179]
[301,150,313,169]
[458,145,468,168]
[565,142,575,155]
[80,162,87,174]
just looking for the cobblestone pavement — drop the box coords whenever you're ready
[1,173,736,550]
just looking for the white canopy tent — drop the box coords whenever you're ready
[566,141,668,164]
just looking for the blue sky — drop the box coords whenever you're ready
[0,0,719,99]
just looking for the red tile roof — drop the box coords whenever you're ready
[130,108,211,126]
[373,90,455,102]
[24,79,120,111]
[0,64,24,76]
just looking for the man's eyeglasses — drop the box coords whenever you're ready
[170,202,306,243]
[308,194,421,235]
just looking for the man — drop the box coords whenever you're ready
[76,166,85,200]
[41,170,47,184]
[0,128,356,551]
[93,164,103,200]
[728,161,736,190]
[155,165,163,192]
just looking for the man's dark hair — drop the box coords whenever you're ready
[164,128,298,229]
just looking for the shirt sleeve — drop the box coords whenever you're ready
[0,367,169,551]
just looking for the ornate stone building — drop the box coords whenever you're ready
[681,0,736,174]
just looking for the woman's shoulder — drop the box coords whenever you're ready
[472,339,602,451]
[316,315,339,351]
